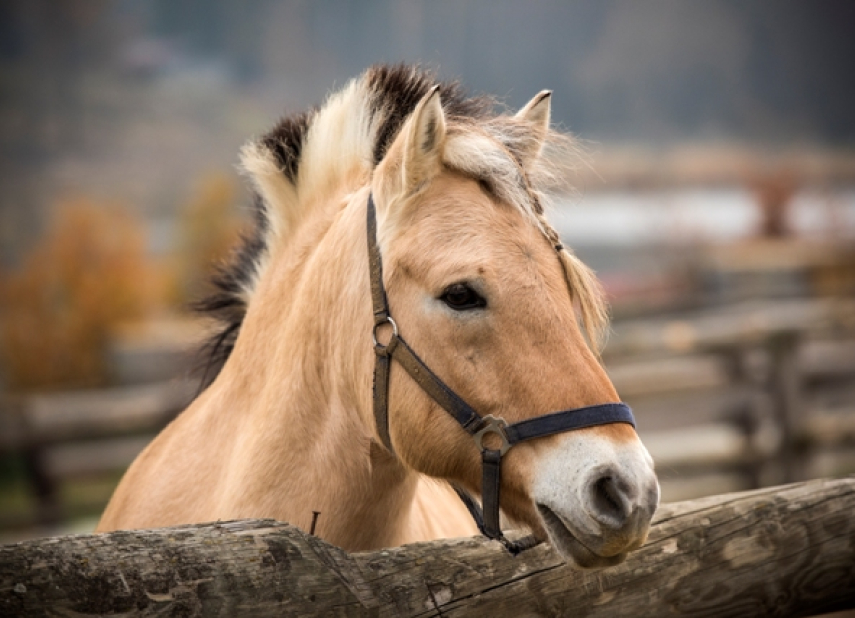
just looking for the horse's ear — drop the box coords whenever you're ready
[401,85,446,194]
[514,90,552,168]
[377,85,446,205]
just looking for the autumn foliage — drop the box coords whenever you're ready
[0,201,162,390]
[0,175,245,392]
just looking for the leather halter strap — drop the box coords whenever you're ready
[366,194,636,553]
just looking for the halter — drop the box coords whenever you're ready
[366,194,636,554]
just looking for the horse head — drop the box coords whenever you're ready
[367,86,659,568]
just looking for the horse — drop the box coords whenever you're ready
[97,65,659,569]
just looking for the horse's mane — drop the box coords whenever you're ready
[195,64,606,390]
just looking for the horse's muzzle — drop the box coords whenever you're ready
[533,446,660,569]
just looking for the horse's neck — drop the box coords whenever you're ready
[207,191,424,550]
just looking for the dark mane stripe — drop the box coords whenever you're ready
[260,109,314,183]
[366,64,494,165]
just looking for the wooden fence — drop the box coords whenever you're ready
[0,380,195,528]
[1,477,854,617]
[606,297,855,501]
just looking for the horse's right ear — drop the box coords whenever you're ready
[374,86,446,209]
[514,90,551,168]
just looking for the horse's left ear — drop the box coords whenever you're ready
[401,85,446,194]
[375,85,446,209]
[514,90,551,168]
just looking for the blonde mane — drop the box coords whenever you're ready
[198,65,607,386]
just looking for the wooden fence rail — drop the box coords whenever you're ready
[2,477,854,617]
[0,380,195,528]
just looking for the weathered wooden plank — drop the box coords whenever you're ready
[803,411,855,447]
[604,298,855,357]
[800,339,855,380]
[656,471,753,503]
[623,385,759,432]
[367,477,855,617]
[42,435,154,480]
[0,381,194,450]
[1,520,368,617]
[641,423,751,468]
[1,477,854,617]
[607,355,729,397]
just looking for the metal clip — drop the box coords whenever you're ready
[372,316,398,355]
[473,415,511,455]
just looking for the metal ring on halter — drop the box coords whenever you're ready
[372,316,398,354]
[472,415,512,455]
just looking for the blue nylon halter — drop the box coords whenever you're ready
[366,194,636,553]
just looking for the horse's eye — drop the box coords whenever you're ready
[440,283,486,311]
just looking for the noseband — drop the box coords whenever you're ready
[366,194,635,554]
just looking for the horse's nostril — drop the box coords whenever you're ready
[590,473,631,528]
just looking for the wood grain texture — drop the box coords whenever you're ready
[2,477,854,617]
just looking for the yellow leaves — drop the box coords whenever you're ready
[0,199,154,390]
[0,174,245,391]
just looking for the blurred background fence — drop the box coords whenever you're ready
[1,0,854,543]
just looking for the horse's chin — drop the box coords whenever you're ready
[536,504,628,570]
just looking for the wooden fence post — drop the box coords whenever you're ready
[768,329,806,482]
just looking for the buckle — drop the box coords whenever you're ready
[473,415,511,455]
